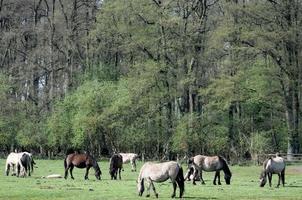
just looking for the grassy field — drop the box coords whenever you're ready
[0,159,302,200]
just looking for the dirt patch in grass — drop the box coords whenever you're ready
[287,166,302,175]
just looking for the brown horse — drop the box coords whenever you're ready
[64,153,102,180]
[259,155,285,187]
[188,155,232,185]
[109,154,123,180]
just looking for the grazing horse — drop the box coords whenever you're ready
[259,156,285,187]
[19,153,32,177]
[137,161,184,198]
[189,155,232,185]
[109,154,123,180]
[5,152,34,177]
[5,152,24,177]
[64,153,102,180]
[20,152,36,176]
[120,153,139,171]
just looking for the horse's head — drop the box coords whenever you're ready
[95,166,102,180]
[224,173,232,185]
[259,170,267,187]
[95,170,101,180]
[137,178,144,196]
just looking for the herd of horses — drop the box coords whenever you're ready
[5,152,286,198]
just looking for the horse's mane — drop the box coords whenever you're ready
[218,156,232,176]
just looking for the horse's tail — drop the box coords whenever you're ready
[64,157,67,169]
[219,156,232,177]
[137,165,145,196]
[176,166,185,198]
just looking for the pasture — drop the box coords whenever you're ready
[0,159,302,200]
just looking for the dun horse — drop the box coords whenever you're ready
[64,153,102,180]
[137,161,184,198]
[120,153,139,171]
[189,155,232,185]
[259,155,285,187]
[109,154,123,180]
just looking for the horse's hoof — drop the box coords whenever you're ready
[213,182,217,185]
[193,182,196,185]
[218,182,221,185]
[171,194,175,198]
[201,181,205,185]
[155,194,159,198]
[146,194,150,198]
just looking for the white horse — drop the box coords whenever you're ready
[137,161,184,198]
[119,153,139,171]
[5,152,25,177]
[5,152,35,177]
[259,155,285,187]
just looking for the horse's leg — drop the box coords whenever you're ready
[85,166,90,180]
[213,171,217,185]
[217,171,221,185]
[28,164,31,176]
[268,173,272,187]
[149,178,158,198]
[192,167,198,185]
[145,179,151,197]
[64,165,70,179]
[131,160,134,172]
[281,169,285,187]
[17,163,20,177]
[70,165,75,180]
[171,181,177,198]
[276,173,281,188]
[133,160,137,172]
[119,168,122,180]
[200,170,205,184]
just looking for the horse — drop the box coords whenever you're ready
[137,161,184,198]
[259,155,285,187]
[19,152,36,176]
[5,152,24,177]
[5,152,34,177]
[19,153,32,177]
[119,153,139,171]
[109,154,123,180]
[188,155,232,185]
[64,153,102,180]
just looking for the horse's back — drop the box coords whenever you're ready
[193,155,222,171]
[110,154,123,168]
[66,153,89,168]
[266,157,285,173]
[140,161,180,182]
[120,153,137,163]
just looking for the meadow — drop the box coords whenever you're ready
[0,159,302,200]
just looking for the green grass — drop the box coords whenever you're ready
[0,159,302,199]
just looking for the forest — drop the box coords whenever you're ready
[0,0,301,162]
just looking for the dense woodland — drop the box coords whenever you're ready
[0,0,301,161]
